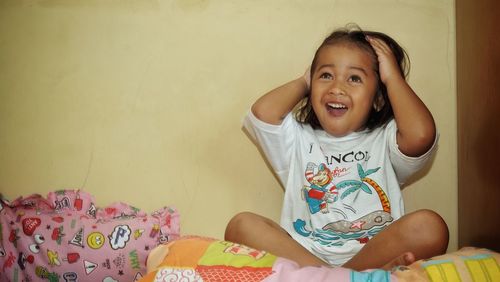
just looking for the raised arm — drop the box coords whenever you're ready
[367,36,436,157]
[251,72,309,125]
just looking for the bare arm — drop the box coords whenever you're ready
[252,74,309,125]
[367,37,436,157]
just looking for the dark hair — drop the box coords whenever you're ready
[295,24,410,130]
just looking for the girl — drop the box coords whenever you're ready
[225,26,449,271]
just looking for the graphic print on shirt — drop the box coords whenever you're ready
[294,163,393,246]
[302,162,338,214]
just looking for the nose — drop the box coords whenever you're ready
[329,80,346,96]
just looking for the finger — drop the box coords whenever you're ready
[366,37,384,55]
[372,40,390,55]
[366,36,386,49]
[366,36,391,54]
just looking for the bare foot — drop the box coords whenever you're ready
[381,252,415,270]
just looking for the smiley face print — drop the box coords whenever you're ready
[87,232,105,249]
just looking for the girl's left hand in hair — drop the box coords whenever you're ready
[366,36,403,85]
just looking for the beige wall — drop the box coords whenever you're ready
[0,0,457,250]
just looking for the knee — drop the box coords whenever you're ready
[407,209,449,254]
[224,212,258,241]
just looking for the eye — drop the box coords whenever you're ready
[348,75,362,83]
[34,234,45,244]
[319,72,333,80]
[29,244,40,253]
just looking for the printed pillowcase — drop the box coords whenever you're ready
[0,189,180,282]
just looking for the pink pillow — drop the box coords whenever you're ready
[0,189,180,282]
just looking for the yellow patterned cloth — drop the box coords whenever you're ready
[393,247,500,281]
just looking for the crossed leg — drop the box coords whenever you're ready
[224,209,448,271]
[342,209,449,270]
[225,211,327,267]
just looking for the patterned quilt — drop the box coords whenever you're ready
[141,236,500,282]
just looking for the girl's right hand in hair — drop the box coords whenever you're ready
[251,70,311,125]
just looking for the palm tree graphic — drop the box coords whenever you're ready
[336,164,391,213]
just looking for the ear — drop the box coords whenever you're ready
[373,92,385,112]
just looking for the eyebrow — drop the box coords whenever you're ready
[317,64,368,76]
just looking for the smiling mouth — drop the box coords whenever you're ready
[327,103,348,116]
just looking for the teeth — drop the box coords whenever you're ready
[328,103,346,109]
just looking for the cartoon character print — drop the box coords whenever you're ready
[302,162,338,214]
[158,230,169,244]
[47,249,61,266]
[35,265,60,282]
[17,251,35,270]
[295,163,393,246]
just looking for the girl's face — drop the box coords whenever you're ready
[311,43,379,137]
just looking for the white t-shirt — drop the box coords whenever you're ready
[243,111,437,266]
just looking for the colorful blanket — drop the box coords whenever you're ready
[141,236,500,282]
